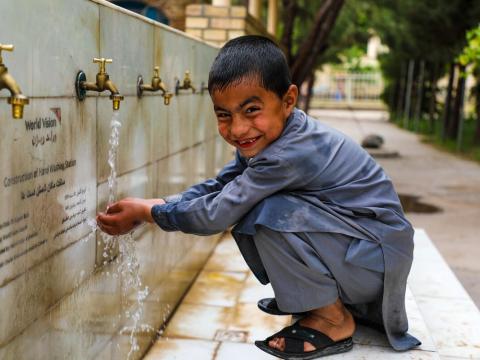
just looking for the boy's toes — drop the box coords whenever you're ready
[268,337,285,351]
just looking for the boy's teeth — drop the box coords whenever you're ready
[239,138,256,144]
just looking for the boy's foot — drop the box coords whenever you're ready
[267,298,355,353]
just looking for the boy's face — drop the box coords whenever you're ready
[211,79,298,158]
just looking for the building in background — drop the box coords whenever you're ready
[109,0,200,30]
[109,0,278,46]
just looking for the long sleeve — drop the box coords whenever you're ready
[151,153,301,235]
[164,151,247,204]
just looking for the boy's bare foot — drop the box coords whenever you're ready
[268,298,355,352]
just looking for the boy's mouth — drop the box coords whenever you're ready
[235,136,261,149]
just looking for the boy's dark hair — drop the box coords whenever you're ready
[208,35,292,99]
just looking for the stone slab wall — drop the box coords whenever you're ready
[0,0,232,358]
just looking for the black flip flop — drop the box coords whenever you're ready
[257,297,307,316]
[255,321,353,359]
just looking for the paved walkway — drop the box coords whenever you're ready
[311,109,480,308]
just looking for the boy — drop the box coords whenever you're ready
[97,35,420,359]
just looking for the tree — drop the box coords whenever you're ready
[279,0,346,111]
[458,25,480,143]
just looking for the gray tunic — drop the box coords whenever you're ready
[152,108,421,351]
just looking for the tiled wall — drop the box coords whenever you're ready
[0,0,232,358]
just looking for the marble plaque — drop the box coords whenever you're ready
[0,99,96,287]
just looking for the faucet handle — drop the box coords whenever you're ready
[93,58,113,74]
[0,44,14,64]
[153,66,160,78]
[0,44,14,52]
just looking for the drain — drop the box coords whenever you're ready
[398,194,442,213]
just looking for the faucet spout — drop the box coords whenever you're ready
[137,66,172,105]
[0,44,29,119]
[75,58,124,110]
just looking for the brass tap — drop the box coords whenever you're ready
[75,58,124,110]
[137,66,173,105]
[175,70,196,95]
[0,44,29,119]
[200,81,209,95]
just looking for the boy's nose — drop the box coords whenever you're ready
[230,116,250,139]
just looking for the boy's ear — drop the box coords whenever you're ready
[283,84,298,113]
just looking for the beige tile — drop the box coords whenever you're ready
[216,342,278,360]
[189,143,208,185]
[228,303,292,343]
[99,5,154,97]
[203,243,250,273]
[182,270,247,307]
[412,229,445,263]
[238,273,275,304]
[144,338,218,360]
[96,97,153,182]
[415,296,480,358]
[147,94,169,161]
[0,0,99,97]
[408,257,471,300]
[334,345,440,359]
[164,303,233,340]
[167,94,194,153]
[154,27,196,95]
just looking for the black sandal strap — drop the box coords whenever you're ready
[266,321,337,352]
[284,336,305,353]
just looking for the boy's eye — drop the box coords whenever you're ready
[245,107,260,114]
[216,112,231,120]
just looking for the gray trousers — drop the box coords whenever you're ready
[253,227,384,313]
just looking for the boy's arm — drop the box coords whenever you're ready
[164,151,247,204]
[151,154,300,235]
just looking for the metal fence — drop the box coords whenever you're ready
[312,72,385,108]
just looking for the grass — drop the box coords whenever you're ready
[392,115,480,163]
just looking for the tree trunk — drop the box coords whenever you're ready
[473,67,480,145]
[448,64,466,139]
[280,0,297,64]
[442,62,455,141]
[396,62,407,119]
[403,59,415,128]
[428,62,439,134]
[303,70,316,113]
[289,0,345,87]
[414,60,425,132]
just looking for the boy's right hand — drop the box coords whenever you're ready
[96,197,165,236]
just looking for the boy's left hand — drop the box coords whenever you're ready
[96,197,165,235]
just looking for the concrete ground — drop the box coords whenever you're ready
[311,109,480,309]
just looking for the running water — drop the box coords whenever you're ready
[88,110,150,360]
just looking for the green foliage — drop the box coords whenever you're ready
[458,24,480,69]
[392,114,480,162]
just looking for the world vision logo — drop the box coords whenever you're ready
[50,107,61,125]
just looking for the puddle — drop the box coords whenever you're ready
[398,194,442,214]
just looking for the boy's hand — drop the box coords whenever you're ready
[96,197,165,235]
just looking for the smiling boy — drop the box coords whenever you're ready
[97,35,420,359]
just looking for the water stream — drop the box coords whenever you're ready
[88,111,150,359]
